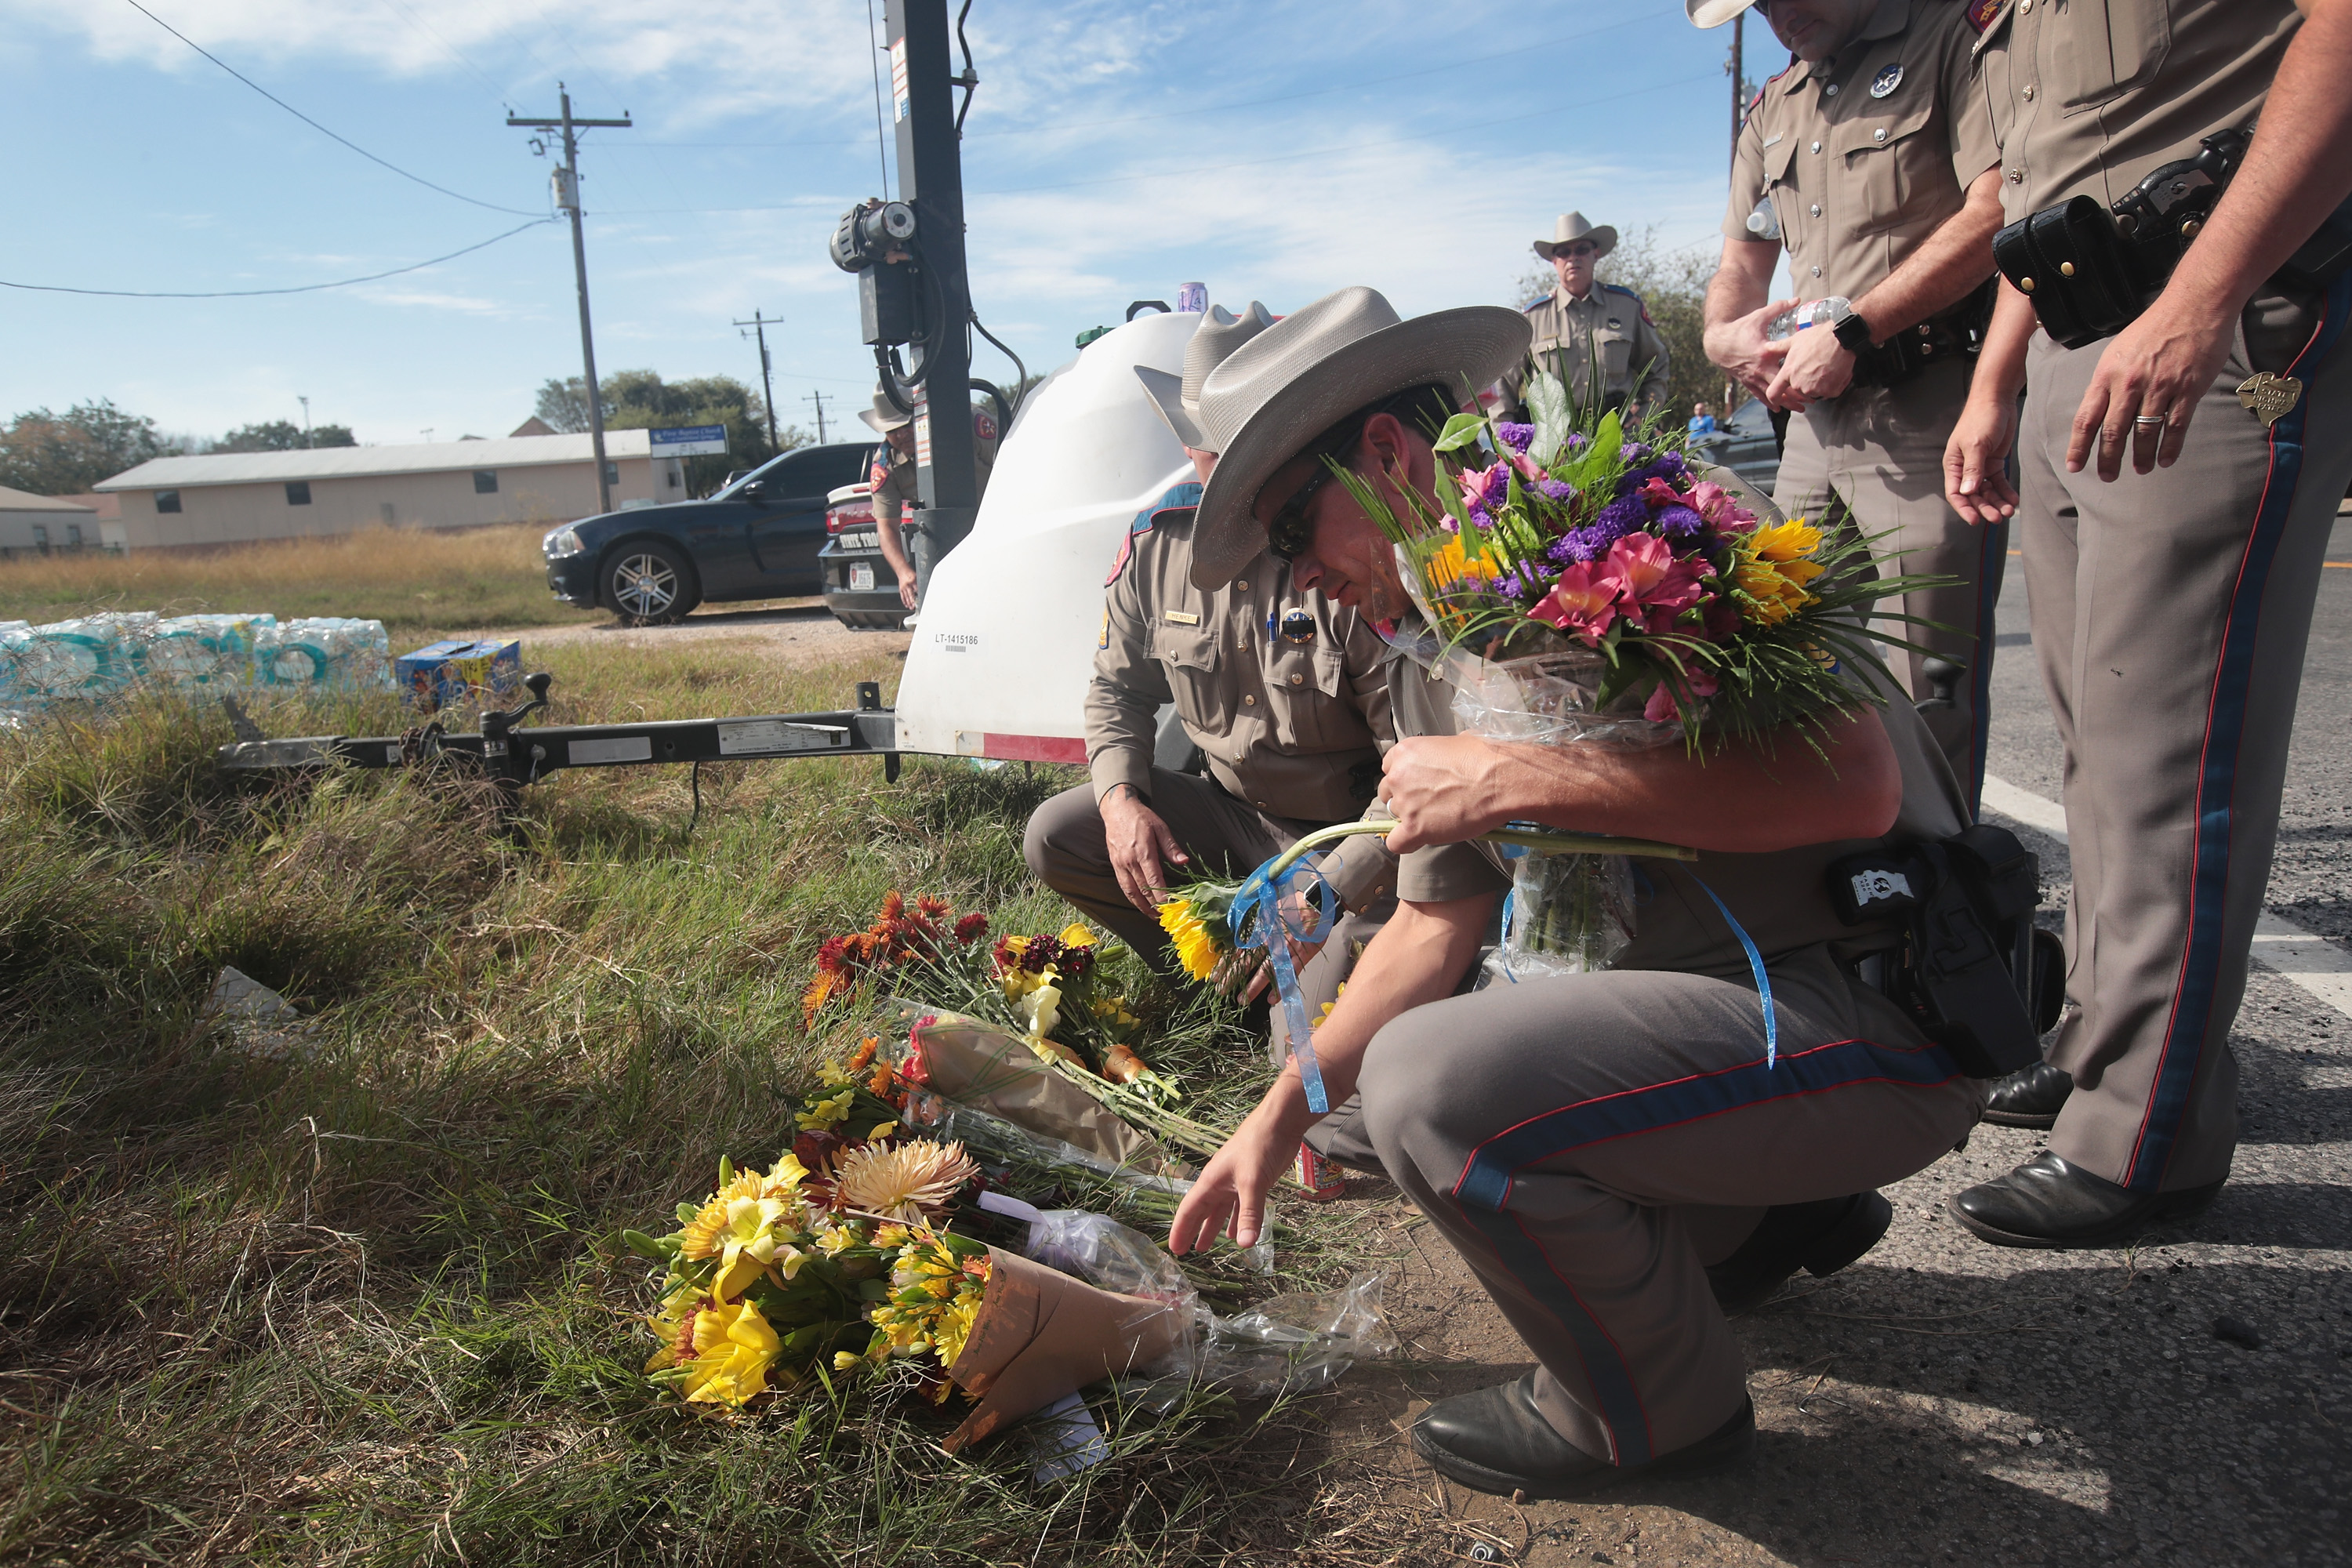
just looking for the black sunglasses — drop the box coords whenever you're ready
[1262,425,1370,563]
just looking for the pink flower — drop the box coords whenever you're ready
[1455,463,1509,517]
[1639,477,1685,511]
[1526,561,1619,645]
[1509,452,1551,487]
[1642,666,1720,723]
[1600,532,1709,633]
[1688,480,1757,534]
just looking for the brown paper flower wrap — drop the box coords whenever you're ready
[909,1011,1193,1178]
[942,1246,1188,1451]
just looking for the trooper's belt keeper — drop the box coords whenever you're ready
[1828,824,2042,1080]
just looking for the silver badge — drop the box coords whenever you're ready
[1606,318,1622,330]
[1871,63,1904,98]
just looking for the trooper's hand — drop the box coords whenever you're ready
[1101,786,1188,914]
[1380,735,1513,855]
[1239,936,1328,1004]
[1167,1097,1306,1254]
[1945,395,2021,524]
[1766,321,1855,411]
[2067,291,2234,481]
[1708,295,1799,402]
[894,565,920,611]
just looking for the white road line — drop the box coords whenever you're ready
[1980,773,2352,1024]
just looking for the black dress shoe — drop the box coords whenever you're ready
[1951,1150,2223,1249]
[1705,1191,1892,1314]
[1980,1060,2074,1129]
[1410,1375,1754,1499]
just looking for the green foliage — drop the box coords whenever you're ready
[535,369,813,497]
[0,399,176,495]
[212,419,358,452]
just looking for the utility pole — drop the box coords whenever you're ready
[1729,14,1746,176]
[733,310,782,454]
[509,85,633,514]
[298,394,312,448]
[804,390,830,444]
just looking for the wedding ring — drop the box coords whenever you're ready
[2133,415,2165,426]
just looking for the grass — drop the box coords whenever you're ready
[0,524,604,635]
[0,638,1393,1565]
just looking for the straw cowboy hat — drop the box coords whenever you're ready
[1133,300,1276,452]
[1186,286,1531,590]
[857,386,913,433]
[1685,0,1764,27]
[1532,211,1618,262]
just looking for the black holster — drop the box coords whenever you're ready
[1849,279,1996,391]
[1828,825,2045,1080]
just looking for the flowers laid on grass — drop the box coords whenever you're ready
[624,1039,983,1410]
[1344,374,1951,745]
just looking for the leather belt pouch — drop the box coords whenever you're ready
[1851,279,1996,390]
[1993,196,2143,350]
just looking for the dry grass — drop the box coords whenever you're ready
[0,524,603,635]
[0,639,1374,1566]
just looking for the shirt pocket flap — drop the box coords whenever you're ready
[1764,132,1798,185]
[1150,624,1218,673]
[1831,93,1936,160]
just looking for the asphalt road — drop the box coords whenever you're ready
[1340,510,2352,1567]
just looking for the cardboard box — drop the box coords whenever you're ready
[395,638,521,711]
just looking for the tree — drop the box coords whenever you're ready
[1512,227,1728,434]
[534,368,808,496]
[0,399,176,495]
[214,419,358,453]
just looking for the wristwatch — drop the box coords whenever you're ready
[1831,306,1876,355]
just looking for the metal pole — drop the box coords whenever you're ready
[885,0,978,599]
[806,390,830,444]
[735,311,780,454]
[561,91,613,516]
[1730,15,1744,176]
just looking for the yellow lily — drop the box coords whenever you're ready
[681,1297,782,1407]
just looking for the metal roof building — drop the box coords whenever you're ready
[92,430,685,550]
[0,485,99,558]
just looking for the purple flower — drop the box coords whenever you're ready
[1496,421,1536,454]
[1615,452,1692,498]
[1563,433,1589,452]
[1536,477,1576,503]
[1495,565,1545,602]
[1619,441,1653,465]
[1653,503,1706,541]
[1467,505,1497,532]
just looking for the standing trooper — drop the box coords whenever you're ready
[1940,0,2352,1242]
[1696,0,2010,809]
[1497,213,1671,423]
[1025,302,1399,995]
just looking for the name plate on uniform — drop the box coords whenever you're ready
[1165,612,1200,625]
[716,719,850,756]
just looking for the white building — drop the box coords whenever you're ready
[93,430,688,551]
[0,485,100,558]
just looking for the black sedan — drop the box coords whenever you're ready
[542,441,880,622]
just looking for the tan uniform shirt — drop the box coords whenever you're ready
[1970,0,2300,224]
[1085,506,1395,826]
[1726,0,2002,306]
[869,412,999,528]
[1498,284,1671,419]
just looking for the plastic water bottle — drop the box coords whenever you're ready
[1744,197,1782,241]
[1766,296,1852,341]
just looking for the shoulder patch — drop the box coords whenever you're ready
[1105,485,1202,586]
[1963,0,2002,33]
[1523,297,1548,314]
[974,409,998,442]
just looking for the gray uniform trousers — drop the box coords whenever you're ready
[2018,279,2352,1194]
[1773,359,2007,812]
[1354,945,1981,1463]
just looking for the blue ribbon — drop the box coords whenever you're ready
[1690,873,1779,1069]
[1229,855,1338,1114]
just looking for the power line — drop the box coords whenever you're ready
[122,0,543,218]
[0,218,555,298]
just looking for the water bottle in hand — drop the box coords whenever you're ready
[1766,296,1852,341]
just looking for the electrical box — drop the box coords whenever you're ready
[859,261,919,347]
[550,168,579,212]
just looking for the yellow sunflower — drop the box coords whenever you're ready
[1156,898,1225,982]
[1734,519,1827,626]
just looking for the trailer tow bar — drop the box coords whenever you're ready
[215,675,902,791]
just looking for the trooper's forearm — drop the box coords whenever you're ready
[2161,0,2352,321]
[1852,167,2005,340]
[1968,281,2039,409]
[1704,240,1777,336]
[876,514,914,581]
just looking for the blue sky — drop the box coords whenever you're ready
[0,0,1769,450]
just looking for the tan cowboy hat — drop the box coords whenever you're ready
[1134,300,1275,452]
[1531,211,1618,262]
[1186,286,1531,590]
[857,386,913,433]
[1686,0,1763,27]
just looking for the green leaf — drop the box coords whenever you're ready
[1432,412,1487,453]
[1527,372,1573,466]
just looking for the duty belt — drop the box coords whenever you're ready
[1847,280,1996,392]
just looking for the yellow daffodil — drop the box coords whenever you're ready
[1059,923,1097,949]
[797,1088,854,1133]
[1156,898,1224,983]
[681,1297,782,1407]
[1735,519,1827,626]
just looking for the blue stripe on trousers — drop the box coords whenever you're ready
[1967,514,2008,819]
[1448,1036,1963,1466]
[2129,271,2352,1190]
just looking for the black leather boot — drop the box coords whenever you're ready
[1706,1191,1892,1315]
[1410,1375,1754,1499]
[1980,1060,2074,1129]
[1951,1151,2223,1248]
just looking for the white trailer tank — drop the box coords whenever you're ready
[891,308,1196,762]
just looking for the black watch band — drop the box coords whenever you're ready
[1833,310,1875,354]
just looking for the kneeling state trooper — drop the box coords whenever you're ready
[1025,302,1399,1009]
[1165,287,2055,1498]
